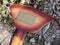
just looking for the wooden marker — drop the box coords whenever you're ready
[9,4,55,45]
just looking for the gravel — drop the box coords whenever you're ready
[0,23,13,45]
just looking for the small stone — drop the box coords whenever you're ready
[43,23,50,34]
[4,19,6,23]
[30,38,35,43]
[39,36,41,39]
[34,4,37,8]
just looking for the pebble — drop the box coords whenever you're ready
[39,36,41,39]
[4,19,6,23]
[30,38,35,43]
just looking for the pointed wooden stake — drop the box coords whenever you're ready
[11,29,26,45]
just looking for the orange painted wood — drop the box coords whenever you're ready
[9,4,55,45]
[11,29,26,45]
[10,4,54,33]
